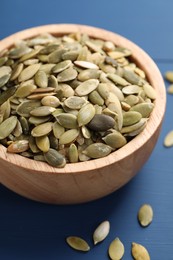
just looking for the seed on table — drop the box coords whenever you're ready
[108,237,125,260]
[131,242,150,260]
[164,130,173,147]
[165,71,173,83]
[167,84,173,94]
[66,236,90,252]
[138,204,153,227]
[93,220,110,245]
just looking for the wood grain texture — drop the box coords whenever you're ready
[0,24,166,204]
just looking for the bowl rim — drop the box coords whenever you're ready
[0,24,166,174]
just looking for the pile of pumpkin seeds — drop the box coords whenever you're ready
[0,32,156,167]
[66,204,153,259]
[164,71,173,147]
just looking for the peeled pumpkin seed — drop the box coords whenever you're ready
[143,84,156,99]
[59,129,79,145]
[103,131,127,149]
[74,60,99,69]
[108,237,125,260]
[87,114,115,131]
[0,116,17,139]
[27,92,56,100]
[18,63,40,82]
[29,115,50,125]
[30,106,55,116]
[0,66,12,78]
[123,111,142,126]
[10,63,24,81]
[0,86,16,105]
[123,69,142,85]
[77,103,95,126]
[64,96,86,109]
[122,85,142,95]
[12,119,22,137]
[89,90,104,106]
[34,70,48,88]
[29,136,40,153]
[57,67,77,82]
[56,113,78,129]
[78,69,100,81]
[138,204,153,227]
[124,94,139,106]
[19,48,40,62]
[130,103,154,118]
[0,74,11,88]
[93,220,110,245]
[41,96,60,108]
[36,135,50,152]
[164,130,173,147]
[15,84,37,98]
[83,143,112,158]
[97,83,110,99]
[7,140,29,153]
[75,79,99,96]
[31,122,53,137]
[121,118,147,134]
[53,122,65,139]
[107,73,129,86]
[44,148,66,168]
[52,60,72,73]
[131,242,150,260]
[68,143,78,163]
[66,236,90,252]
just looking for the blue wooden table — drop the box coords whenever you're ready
[0,1,173,259]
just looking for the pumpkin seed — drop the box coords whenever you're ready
[108,237,125,260]
[87,114,115,131]
[36,136,50,152]
[39,64,55,74]
[0,116,18,139]
[123,111,142,126]
[0,99,11,120]
[27,92,56,100]
[9,45,31,59]
[59,129,79,145]
[121,118,147,134]
[89,90,104,106]
[123,69,142,85]
[29,136,40,153]
[81,125,91,139]
[18,63,40,82]
[93,220,110,245]
[66,236,90,252]
[10,63,24,81]
[0,74,11,88]
[167,84,173,94]
[15,84,37,98]
[52,60,72,74]
[34,70,48,88]
[30,106,55,116]
[19,116,29,135]
[53,122,65,139]
[143,84,156,99]
[165,71,173,83]
[0,56,8,66]
[164,130,173,147]
[78,69,100,81]
[83,143,112,158]
[56,113,78,129]
[29,115,50,125]
[77,103,95,126]
[103,131,127,149]
[75,79,99,96]
[130,103,154,118]
[48,48,66,63]
[57,67,77,82]
[0,86,16,105]
[31,122,53,137]
[62,50,79,61]
[49,135,59,150]
[12,119,23,137]
[74,60,99,69]
[7,140,29,153]
[64,96,86,109]
[97,83,110,99]
[125,94,139,106]
[131,242,150,260]
[138,204,153,227]
[44,148,66,168]
[40,44,59,55]
[24,58,39,65]
[122,85,142,95]
[68,143,78,163]
[107,73,129,86]
[41,96,60,108]
[19,48,40,62]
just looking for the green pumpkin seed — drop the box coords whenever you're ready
[89,90,104,106]
[164,130,173,147]
[108,237,125,260]
[93,220,110,245]
[12,119,23,137]
[75,79,99,96]
[143,84,156,99]
[29,115,50,125]
[31,122,53,137]
[16,100,41,117]
[66,236,90,252]
[0,56,8,66]
[97,83,110,99]
[36,135,50,152]
[41,95,60,108]
[57,67,77,82]
[7,140,29,153]
[125,122,146,137]
[77,103,95,126]
[78,69,100,81]
[19,48,40,62]
[58,83,75,97]
[64,96,86,110]
[19,116,29,135]
[30,106,55,116]
[27,92,56,100]
[34,70,48,88]
[123,111,142,126]
[39,64,56,74]
[18,63,40,82]
[49,135,59,149]
[48,75,58,88]
[107,94,123,130]
[0,116,17,139]
[29,136,40,153]
[44,148,66,168]
[124,94,139,106]
[24,58,39,65]
[9,45,31,59]
[68,143,78,163]
[87,114,115,131]
[131,243,150,260]
[107,83,125,102]
[15,84,37,98]
[107,73,129,86]
[81,125,91,139]
[122,85,142,95]
[103,131,127,149]
[121,118,147,134]
[130,103,154,118]
[0,74,11,88]
[48,48,67,63]
[52,60,72,73]
[0,99,11,120]
[62,50,79,61]
[53,122,65,139]
[59,129,79,145]
[56,113,78,129]
[83,143,112,158]
[10,63,24,81]
[123,69,142,85]
[138,204,153,227]
[34,155,46,162]
[0,86,16,105]
[99,63,116,74]
[40,44,59,54]
[165,71,173,83]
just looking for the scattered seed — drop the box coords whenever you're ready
[66,236,90,252]
[93,220,110,245]
[138,204,153,227]
[164,130,173,147]
[108,237,125,260]
[131,242,150,260]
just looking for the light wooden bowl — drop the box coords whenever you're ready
[0,24,166,204]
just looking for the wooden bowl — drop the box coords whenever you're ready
[0,24,166,204]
